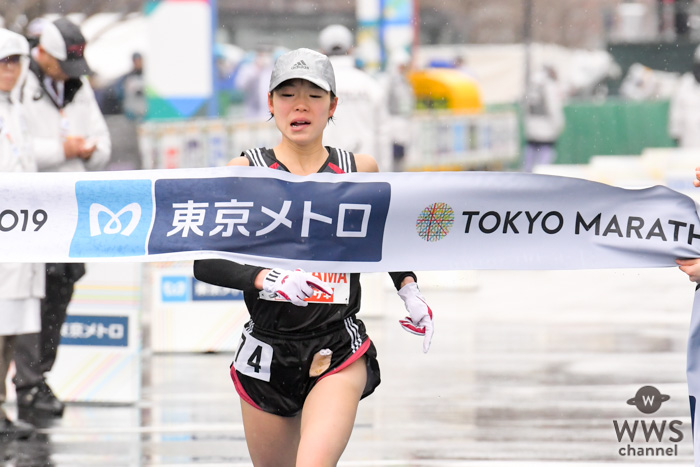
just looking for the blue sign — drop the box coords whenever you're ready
[192,278,244,301]
[60,315,129,347]
[148,177,390,262]
[70,180,153,258]
[161,276,190,302]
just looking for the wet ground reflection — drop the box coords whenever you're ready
[0,269,694,465]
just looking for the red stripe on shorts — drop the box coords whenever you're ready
[318,338,371,382]
[230,364,263,410]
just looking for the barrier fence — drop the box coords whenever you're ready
[404,111,519,170]
[138,110,520,171]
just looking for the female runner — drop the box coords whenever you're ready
[194,48,434,467]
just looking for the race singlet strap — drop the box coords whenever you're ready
[243,148,273,168]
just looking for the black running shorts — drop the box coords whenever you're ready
[230,316,381,417]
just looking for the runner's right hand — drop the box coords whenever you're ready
[263,268,332,307]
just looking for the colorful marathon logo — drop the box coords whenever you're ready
[416,202,454,242]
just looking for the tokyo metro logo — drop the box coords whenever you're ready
[416,202,454,242]
[70,180,153,258]
[89,203,142,237]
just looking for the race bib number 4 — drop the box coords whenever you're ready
[258,272,350,304]
[234,328,273,382]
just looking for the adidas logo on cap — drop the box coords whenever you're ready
[291,60,309,70]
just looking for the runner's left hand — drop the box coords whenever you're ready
[397,282,434,353]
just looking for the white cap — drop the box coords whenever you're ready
[319,24,353,55]
[269,48,336,95]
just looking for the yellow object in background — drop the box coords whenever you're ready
[408,68,483,112]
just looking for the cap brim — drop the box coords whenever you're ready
[269,71,331,93]
[59,57,92,78]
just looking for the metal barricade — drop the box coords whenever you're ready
[139,119,280,169]
[404,111,519,171]
[138,111,519,170]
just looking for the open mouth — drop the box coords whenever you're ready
[291,120,311,128]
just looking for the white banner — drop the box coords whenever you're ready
[9,167,700,459]
[3,167,700,270]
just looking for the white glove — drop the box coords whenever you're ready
[397,282,434,353]
[262,268,333,307]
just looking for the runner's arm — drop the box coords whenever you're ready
[193,259,266,292]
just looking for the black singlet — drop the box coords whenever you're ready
[240,147,361,334]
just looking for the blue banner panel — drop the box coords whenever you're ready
[70,180,153,258]
[161,275,190,302]
[60,315,129,347]
[148,177,391,262]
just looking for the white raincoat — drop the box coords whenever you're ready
[668,72,700,148]
[0,29,44,336]
[322,55,392,172]
[524,69,565,144]
[21,48,111,173]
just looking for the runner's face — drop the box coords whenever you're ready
[0,55,22,92]
[269,79,337,144]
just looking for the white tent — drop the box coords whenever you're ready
[83,13,148,84]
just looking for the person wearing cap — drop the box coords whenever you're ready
[669,45,700,147]
[318,24,393,171]
[0,28,44,440]
[193,48,434,466]
[12,17,111,418]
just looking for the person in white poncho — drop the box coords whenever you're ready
[669,45,700,148]
[13,18,110,418]
[0,28,44,441]
[522,65,565,172]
